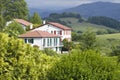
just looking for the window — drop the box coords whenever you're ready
[24,39,27,43]
[60,31,62,35]
[54,31,56,34]
[56,38,58,46]
[54,38,56,46]
[50,38,52,46]
[47,38,49,46]
[43,38,45,46]
[28,38,34,44]
[51,31,53,34]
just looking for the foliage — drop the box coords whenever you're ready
[42,48,58,56]
[72,32,82,41]
[87,16,120,30]
[45,12,83,27]
[30,12,42,28]
[0,16,5,31]
[48,12,82,19]
[62,39,74,51]
[3,21,25,37]
[0,33,59,80]
[46,50,120,80]
[80,30,97,50]
[0,0,28,21]
[111,46,120,56]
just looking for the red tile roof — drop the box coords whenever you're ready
[14,19,32,26]
[47,22,71,30]
[19,30,60,38]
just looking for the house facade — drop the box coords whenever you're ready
[33,22,71,41]
[19,30,63,53]
[6,19,33,30]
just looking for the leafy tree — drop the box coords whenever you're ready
[0,16,5,31]
[62,39,74,52]
[42,48,58,56]
[80,30,97,50]
[0,0,29,21]
[111,46,120,56]
[72,32,82,41]
[0,33,59,80]
[46,50,120,80]
[30,12,42,28]
[3,21,25,37]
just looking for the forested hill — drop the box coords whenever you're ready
[45,13,120,31]
[62,2,120,20]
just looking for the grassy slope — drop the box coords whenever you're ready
[60,18,118,33]
[97,33,120,55]
[60,17,120,55]
[97,33,120,39]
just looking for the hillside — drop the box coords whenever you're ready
[60,17,118,33]
[63,2,120,20]
[29,2,120,20]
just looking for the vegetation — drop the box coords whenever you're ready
[80,30,97,51]
[45,12,83,26]
[30,12,42,28]
[0,33,59,80]
[87,16,120,30]
[0,16,5,31]
[3,21,25,37]
[1,33,120,80]
[47,50,119,80]
[0,0,29,31]
[1,1,120,80]
[62,39,74,52]
[0,0,28,21]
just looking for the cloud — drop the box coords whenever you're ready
[26,0,120,10]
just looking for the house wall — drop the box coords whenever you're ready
[23,37,62,53]
[33,24,71,41]
[6,21,32,31]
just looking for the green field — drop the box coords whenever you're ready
[97,33,120,39]
[96,33,120,55]
[60,18,118,33]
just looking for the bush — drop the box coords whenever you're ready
[46,50,120,80]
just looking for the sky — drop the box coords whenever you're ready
[26,0,120,10]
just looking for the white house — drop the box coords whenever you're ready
[33,22,72,41]
[19,30,63,53]
[6,19,33,30]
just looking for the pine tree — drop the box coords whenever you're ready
[30,12,42,25]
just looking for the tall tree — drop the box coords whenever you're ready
[30,12,42,25]
[80,30,97,50]
[0,16,5,31]
[3,21,25,37]
[0,0,29,21]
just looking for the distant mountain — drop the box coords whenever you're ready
[29,2,120,20]
[29,8,58,18]
[62,2,120,20]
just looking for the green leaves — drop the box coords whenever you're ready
[47,50,119,80]
[30,12,42,28]
[0,0,28,21]
[3,21,25,37]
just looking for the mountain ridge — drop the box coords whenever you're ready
[62,2,120,20]
[29,2,120,20]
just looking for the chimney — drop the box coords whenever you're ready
[43,20,46,24]
[30,24,33,29]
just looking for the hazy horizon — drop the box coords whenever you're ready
[26,0,120,10]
